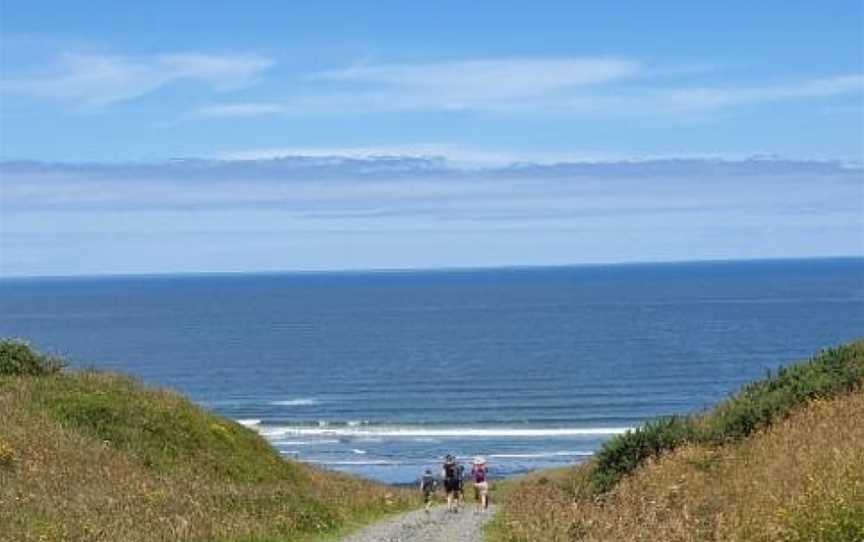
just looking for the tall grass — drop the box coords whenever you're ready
[488,340,864,541]
[0,342,417,542]
[591,341,864,492]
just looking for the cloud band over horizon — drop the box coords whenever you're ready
[1,156,861,276]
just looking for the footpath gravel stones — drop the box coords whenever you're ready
[342,504,497,542]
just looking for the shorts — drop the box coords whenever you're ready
[444,478,459,493]
[474,481,488,499]
[423,490,434,503]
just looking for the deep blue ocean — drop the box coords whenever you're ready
[1,258,862,483]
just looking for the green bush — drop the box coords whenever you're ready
[592,415,695,493]
[704,344,864,443]
[590,341,864,493]
[0,339,65,376]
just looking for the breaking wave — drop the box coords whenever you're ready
[488,451,594,459]
[269,398,321,406]
[255,425,630,439]
[237,419,261,427]
[306,459,403,466]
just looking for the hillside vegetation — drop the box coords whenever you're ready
[487,340,864,541]
[0,340,416,542]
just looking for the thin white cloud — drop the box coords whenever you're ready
[658,74,864,112]
[219,144,864,169]
[1,52,274,106]
[310,57,640,98]
[218,143,713,167]
[3,156,860,275]
[190,56,641,118]
[195,102,294,117]
[192,56,863,118]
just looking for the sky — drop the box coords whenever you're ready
[0,1,862,276]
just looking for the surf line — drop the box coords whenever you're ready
[255,426,631,438]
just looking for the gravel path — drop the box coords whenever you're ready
[342,504,497,542]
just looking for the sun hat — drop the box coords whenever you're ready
[473,456,486,465]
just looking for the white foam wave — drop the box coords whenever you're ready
[256,426,630,438]
[488,451,594,459]
[307,459,402,466]
[237,419,261,427]
[352,449,368,455]
[271,439,341,446]
[269,398,321,406]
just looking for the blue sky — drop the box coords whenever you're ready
[0,1,862,275]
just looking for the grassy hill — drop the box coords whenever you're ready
[0,340,416,542]
[487,340,864,542]
[4,339,862,541]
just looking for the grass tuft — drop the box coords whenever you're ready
[0,439,13,468]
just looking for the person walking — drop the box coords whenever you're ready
[471,457,490,513]
[455,461,466,509]
[442,454,459,513]
[419,469,436,513]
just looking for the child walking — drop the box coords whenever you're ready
[420,469,436,513]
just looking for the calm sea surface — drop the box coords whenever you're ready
[1,258,862,483]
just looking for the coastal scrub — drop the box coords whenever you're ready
[488,340,864,541]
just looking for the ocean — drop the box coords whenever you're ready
[1,258,862,484]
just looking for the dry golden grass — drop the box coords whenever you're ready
[487,388,864,541]
[0,372,416,542]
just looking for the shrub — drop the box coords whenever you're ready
[591,415,695,492]
[0,339,66,376]
[590,341,864,493]
[704,344,864,443]
[488,378,864,542]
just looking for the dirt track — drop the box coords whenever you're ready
[341,503,497,542]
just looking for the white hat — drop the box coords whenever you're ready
[473,456,486,465]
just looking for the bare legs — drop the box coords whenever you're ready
[474,483,489,512]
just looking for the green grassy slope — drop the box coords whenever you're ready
[0,340,416,542]
[487,340,864,542]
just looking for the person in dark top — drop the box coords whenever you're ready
[419,469,436,513]
[442,454,459,513]
[455,462,466,509]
